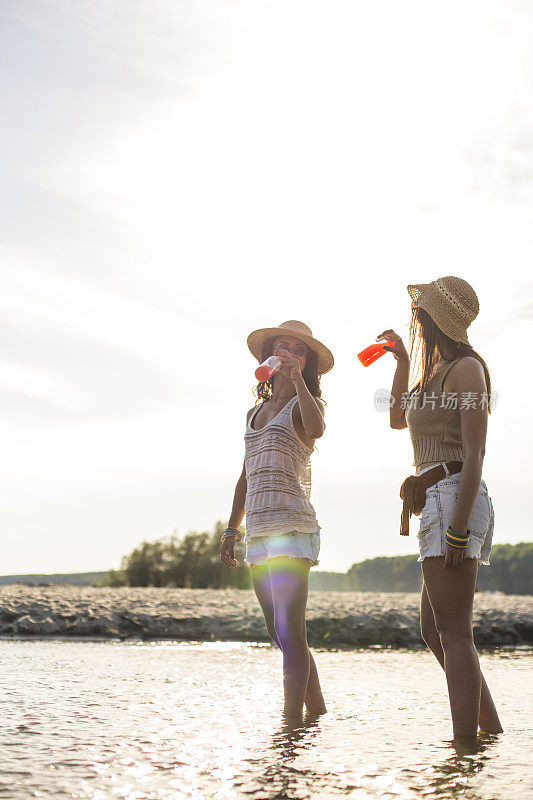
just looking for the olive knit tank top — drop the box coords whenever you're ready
[405,357,466,468]
[243,396,320,541]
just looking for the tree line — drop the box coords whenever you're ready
[101,522,251,590]
[99,523,533,595]
[345,543,533,595]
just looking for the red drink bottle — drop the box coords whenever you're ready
[255,355,282,381]
[357,341,395,367]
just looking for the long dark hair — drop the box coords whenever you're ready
[254,337,322,402]
[408,306,492,413]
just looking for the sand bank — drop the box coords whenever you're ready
[0,586,531,647]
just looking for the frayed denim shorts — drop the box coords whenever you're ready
[244,531,320,567]
[417,462,494,565]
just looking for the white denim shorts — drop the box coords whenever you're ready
[244,531,320,567]
[417,462,494,565]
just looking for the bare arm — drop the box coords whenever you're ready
[376,329,410,429]
[389,360,409,429]
[227,460,247,532]
[277,350,325,439]
[293,377,325,439]
[445,357,488,567]
[220,409,253,568]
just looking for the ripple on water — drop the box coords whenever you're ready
[0,641,531,800]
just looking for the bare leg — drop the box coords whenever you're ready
[267,556,325,716]
[250,562,326,714]
[305,649,327,714]
[420,583,502,734]
[250,562,281,646]
[422,557,501,739]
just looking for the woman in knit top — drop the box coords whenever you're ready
[220,320,334,718]
[380,277,502,742]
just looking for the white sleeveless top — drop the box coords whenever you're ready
[244,396,321,541]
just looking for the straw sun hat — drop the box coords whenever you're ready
[247,320,334,374]
[407,276,479,345]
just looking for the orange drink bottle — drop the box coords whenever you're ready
[255,355,282,381]
[357,341,395,367]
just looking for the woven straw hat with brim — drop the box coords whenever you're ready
[247,320,334,375]
[407,276,479,345]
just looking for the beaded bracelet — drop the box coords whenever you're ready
[445,525,470,549]
[221,527,242,543]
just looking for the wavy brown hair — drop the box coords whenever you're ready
[407,306,492,413]
[254,337,322,402]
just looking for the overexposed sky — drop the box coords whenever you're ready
[1,0,532,574]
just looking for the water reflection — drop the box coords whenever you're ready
[236,711,503,800]
[407,737,496,800]
[270,711,323,754]
[0,642,529,800]
[233,712,326,799]
[404,735,499,799]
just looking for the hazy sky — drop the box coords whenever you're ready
[2,0,532,574]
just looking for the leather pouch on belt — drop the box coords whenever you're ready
[399,475,428,536]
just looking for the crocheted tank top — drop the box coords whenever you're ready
[244,396,320,540]
[405,357,466,467]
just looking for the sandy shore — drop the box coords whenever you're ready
[0,586,531,647]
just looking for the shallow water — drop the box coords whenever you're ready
[0,642,531,800]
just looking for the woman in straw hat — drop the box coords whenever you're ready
[220,321,333,718]
[378,276,502,741]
